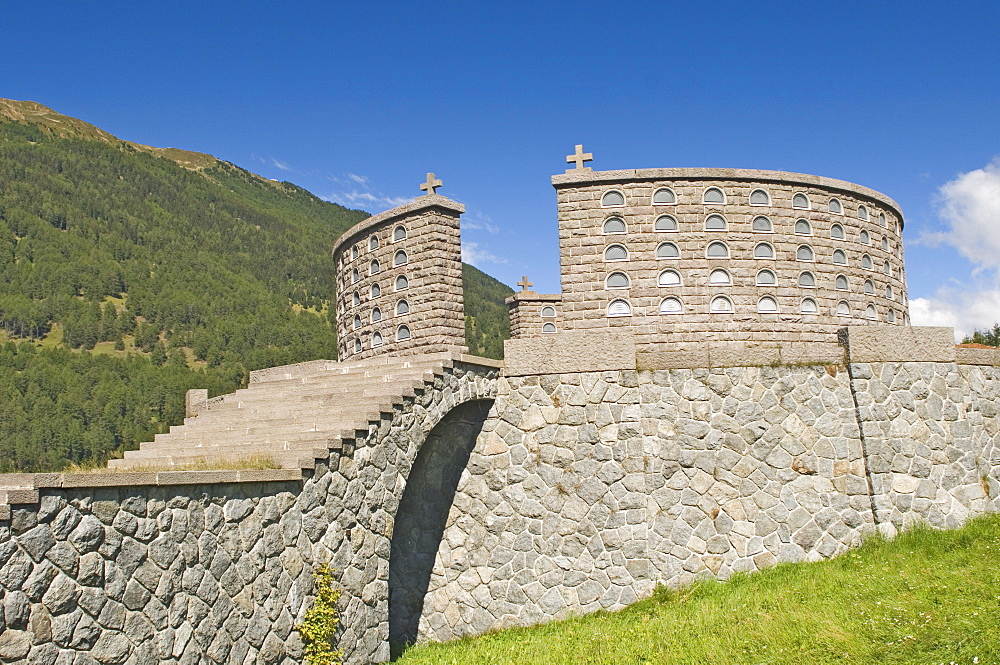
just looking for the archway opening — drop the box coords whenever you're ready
[388,399,494,657]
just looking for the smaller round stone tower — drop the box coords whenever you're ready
[332,173,467,361]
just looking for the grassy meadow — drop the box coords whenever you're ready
[397,515,1000,665]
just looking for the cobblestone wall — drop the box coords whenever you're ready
[0,362,498,665]
[416,362,999,643]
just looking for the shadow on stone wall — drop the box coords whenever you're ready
[388,399,494,657]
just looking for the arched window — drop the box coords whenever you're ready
[878,212,887,228]
[393,225,407,241]
[881,237,889,251]
[706,241,729,258]
[604,244,628,261]
[370,236,380,251]
[370,259,380,275]
[371,283,381,298]
[658,270,681,287]
[835,275,849,291]
[799,271,816,287]
[657,242,680,259]
[837,301,851,317]
[395,299,409,315]
[864,279,875,295]
[705,214,727,230]
[372,331,383,347]
[887,309,896,323]
[750,189,770,205]
[703,187,725,204]
[801,298,818,314]
[354,338,362,353]
[353,315,361,330]
[607,299,631,317]
[606,272,630,289]
[542,322,557,333]
[862,254,873,270]
[397,325,411,340]
[758,296,778,313]
[756,269,776,286]
[858,205,869,221]
[883,260,891,276]
[352,291,360,306]
[603,217,627,234]
[351,268,359,284]
[659,297,682,314]
[831,223,845,239]
[655,215,678,231]
[394,250,408,266]
[652,188,676,205]
[886,284,894,299]
[541,305,556,317]
[795,219,812,235]
[395,274,409,290]
[352,245,359,260]
[371,307,382,322]
[710,295,733,313]
[793,193,810,209]
[752,216,772,232]
[754,242,774,259]
[601,190,625,207]
[829,198,843,214]
[860,230,870,245]
[796,245,814,261]
[833,249,847,265]
[709,269,731,286]
[865,304,877,320]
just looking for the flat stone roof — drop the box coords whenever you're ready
[551,167,903,223]
[332,194,465,257]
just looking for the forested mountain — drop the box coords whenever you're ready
[0,99,512,471]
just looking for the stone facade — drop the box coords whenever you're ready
[512,164,909,348]
[332,193,467,361]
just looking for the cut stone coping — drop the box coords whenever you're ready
[551,167,904,226]
[505,292,562,305]
[0,468,303,496]
[331,194,466,257]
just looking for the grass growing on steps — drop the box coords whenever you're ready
[397,515,1000,665]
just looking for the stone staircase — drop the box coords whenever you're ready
[0,351,475,517]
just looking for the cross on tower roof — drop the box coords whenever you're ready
[517,276,533,291]
[566,144,593,171]
[420,172,443,196]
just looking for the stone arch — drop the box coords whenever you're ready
[388,398,494,656]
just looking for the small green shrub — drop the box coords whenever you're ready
[297,564,343,665]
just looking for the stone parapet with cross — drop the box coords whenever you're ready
[565,144,593,172]
[420,172,443,196]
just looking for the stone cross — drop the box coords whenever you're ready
[420,172,443,196]
[517,276,533,291]
[565,144,593,170]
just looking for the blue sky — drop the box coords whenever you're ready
[3,1,999,337]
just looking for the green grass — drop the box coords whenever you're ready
[397,515,1000,665]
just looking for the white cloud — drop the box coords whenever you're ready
[910,286,1000,341]
[464,212,500,234]
[322,173,412,211]
[924,157,1000,269]
[462,241,507,267]
[908,157,1000,341]
[271,158,292,171]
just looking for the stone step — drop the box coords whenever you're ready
[246,361,449,389]
[206,379,427,409]
[248,354,454,384]
[146,427,357,449]
[108,448,323,471]
[177,401,402,430]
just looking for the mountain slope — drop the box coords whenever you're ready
[0,99,512,471]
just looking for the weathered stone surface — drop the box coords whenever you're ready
[0,630,33,659]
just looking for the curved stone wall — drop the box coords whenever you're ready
[332,194,466,361]
[551,168,908,347]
